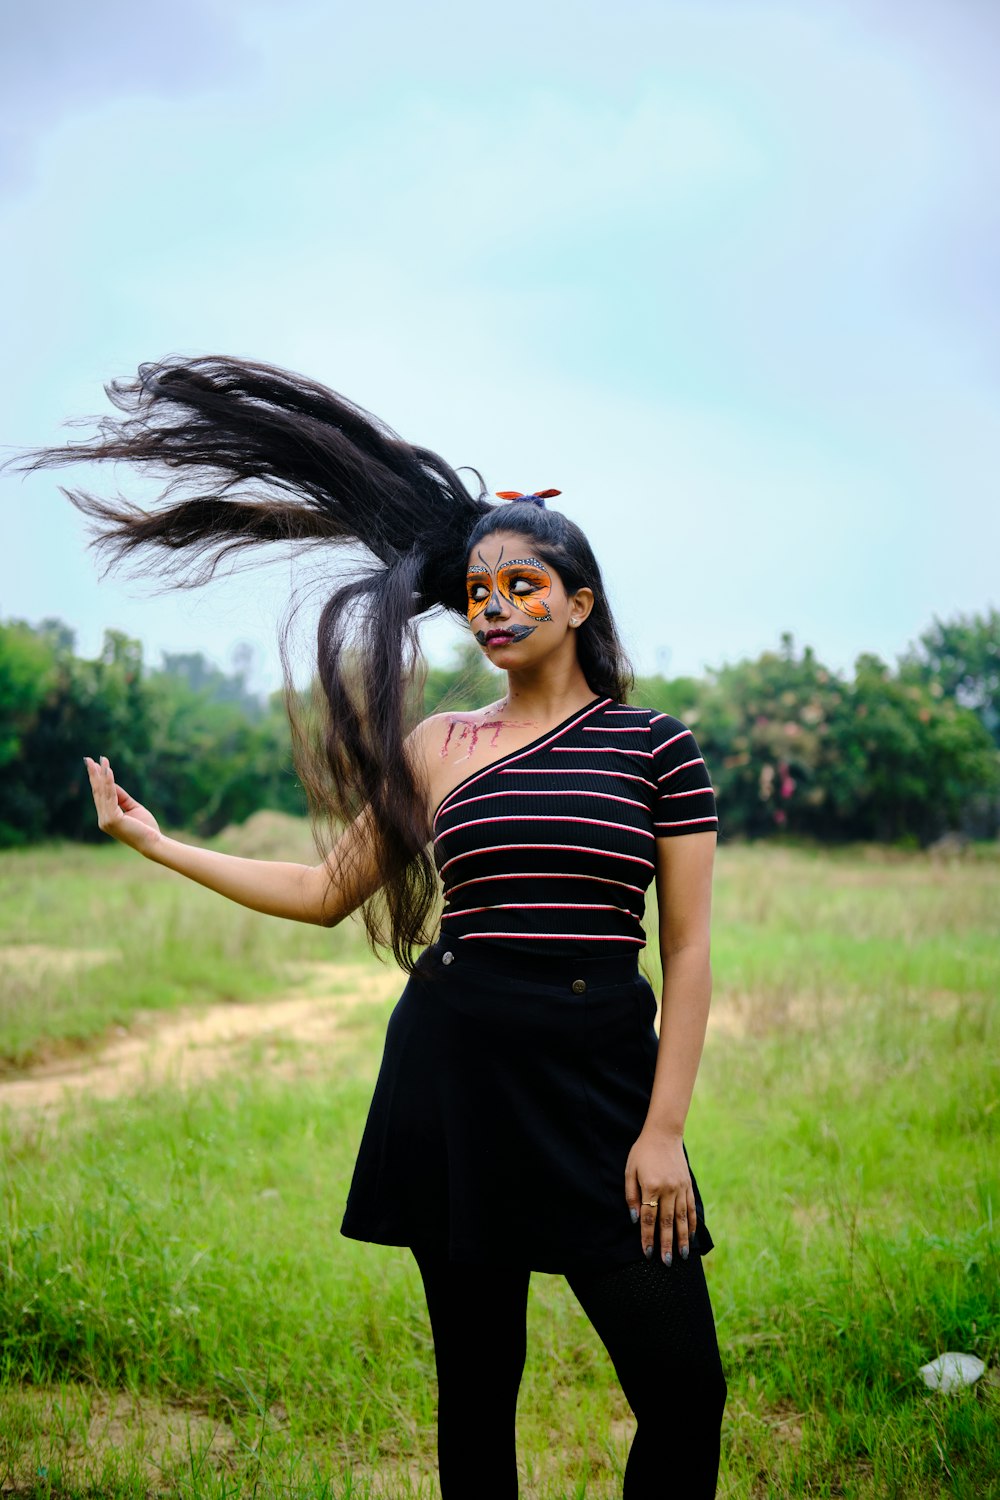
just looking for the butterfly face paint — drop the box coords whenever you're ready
[466,542,553,647]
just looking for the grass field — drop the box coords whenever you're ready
[0,819,996,1497]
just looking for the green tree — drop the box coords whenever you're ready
[158,648,266,721]
[142,673,305,834]
[691,634,852,838]
[0,619,306,845]
[903,609,1000,746]
[691,636,999,844]
[838,654,999,842]
[0,621,59,842]
[3,609,996,849]
[11,627,152,843]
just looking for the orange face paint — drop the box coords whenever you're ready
[497,559,552,620]
[466,546,553,634]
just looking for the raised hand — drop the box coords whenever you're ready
[82,755,161,854]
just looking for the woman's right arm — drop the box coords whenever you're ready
[84,755,382,927]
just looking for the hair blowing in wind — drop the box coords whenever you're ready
[15,355,632,967]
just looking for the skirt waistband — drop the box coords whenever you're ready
[419,936,642,987]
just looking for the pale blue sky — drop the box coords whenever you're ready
[2,0,997,698]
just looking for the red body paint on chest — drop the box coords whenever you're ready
[439,716,536,763]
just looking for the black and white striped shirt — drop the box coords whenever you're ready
[432,696,718,957]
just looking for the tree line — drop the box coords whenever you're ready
[1,610,997,848]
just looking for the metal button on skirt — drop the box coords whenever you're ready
[340,939,716,1272]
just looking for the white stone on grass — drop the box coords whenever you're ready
[918,1352,986,1392]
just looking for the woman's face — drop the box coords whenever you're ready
[465,529,591,665]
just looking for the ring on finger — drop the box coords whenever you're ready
[641,1199,659,1207]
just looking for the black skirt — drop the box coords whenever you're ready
[340,938,715,1273]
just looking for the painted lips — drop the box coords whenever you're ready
[477,625,536,647]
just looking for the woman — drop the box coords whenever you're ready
[26,356,728,1497]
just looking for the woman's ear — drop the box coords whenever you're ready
[568,587,595,626]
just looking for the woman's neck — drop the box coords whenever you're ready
[500,662,599,725]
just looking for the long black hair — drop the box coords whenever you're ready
[13,355,633,968]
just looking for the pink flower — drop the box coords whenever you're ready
[777,760,796,799]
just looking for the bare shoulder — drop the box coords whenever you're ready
[406,711,452,774]
[407,701,506,764]
[407,700,509,818]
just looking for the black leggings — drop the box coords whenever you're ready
[412,1246,727,1499]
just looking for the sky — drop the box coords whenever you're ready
[1,0,997,700]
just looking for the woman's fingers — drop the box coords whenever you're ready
[116,784,141,813]
[668,1195,686,1265]
[624,1161,640,1226]
[84,755,108,815]
[658,1197,676,1264]
[629,1135,700,1267]
[640,1195,658,1259]
[658,1186,698,1266]
[84,755,121,831]
[83,755,160,851]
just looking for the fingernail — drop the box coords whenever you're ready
[629,1208,639,1224]
[643,1245,653,1260]
[662,1250,672,1266]
[681,1245,690,1261]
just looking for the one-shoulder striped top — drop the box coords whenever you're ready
[432,696,719,958]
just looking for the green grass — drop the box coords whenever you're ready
[0,835,996,1496]
[0,820,374,1070]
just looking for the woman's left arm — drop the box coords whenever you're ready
[624,830,716,1265]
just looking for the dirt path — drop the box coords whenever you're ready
[3,946,936,1118]
[0,961,400,1115]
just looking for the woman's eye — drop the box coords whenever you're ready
[510,579,534,594]
[468,585,489,601]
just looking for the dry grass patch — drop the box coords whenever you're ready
[708,987,852,1039]
[0,961,399,1115]
[0,1385,236,1490]
[0,946,122,978]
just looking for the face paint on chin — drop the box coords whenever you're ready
[474,623,537,647]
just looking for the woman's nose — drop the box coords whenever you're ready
[483,589,505,619]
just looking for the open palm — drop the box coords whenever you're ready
[83,755,161,853]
